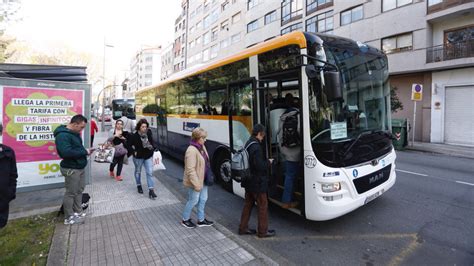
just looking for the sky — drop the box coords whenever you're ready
[6,0,181,92]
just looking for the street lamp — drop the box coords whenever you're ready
[102,38,114,99]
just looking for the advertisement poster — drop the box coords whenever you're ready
[1,86,84,188]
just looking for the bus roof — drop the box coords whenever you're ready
[137,31,308,95]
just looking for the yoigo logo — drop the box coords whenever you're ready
[39,163,60,175]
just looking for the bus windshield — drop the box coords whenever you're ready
[112,99,136,120]
[309,38,392,167]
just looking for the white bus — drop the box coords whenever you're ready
[135,32,396,221]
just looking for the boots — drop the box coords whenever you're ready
[137,185,143,194]
[149,189,157,199]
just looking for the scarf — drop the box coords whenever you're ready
[190,140,210,175]
[139,131,153,150]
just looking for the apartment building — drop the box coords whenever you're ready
[173,0,474,145]
[161,43,174,81]
[173,1,188,73]
[128,47,162,98]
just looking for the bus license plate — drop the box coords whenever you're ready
[364,189,384,204]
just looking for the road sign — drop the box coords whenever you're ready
[411,84,423,101]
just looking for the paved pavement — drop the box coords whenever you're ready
[405,141,474,159]
[46,132,276,266]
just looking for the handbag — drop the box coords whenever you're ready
[204,166,214,186]
[94,144,115,163]
[152,150,166,171]
[114,143,127,157]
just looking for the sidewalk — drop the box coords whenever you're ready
[405,141,474,159]
[47,131,276,266]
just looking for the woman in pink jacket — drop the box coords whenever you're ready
[181,127,214,228]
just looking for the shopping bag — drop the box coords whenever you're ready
[152,150,166,171]
[94,144,115,163]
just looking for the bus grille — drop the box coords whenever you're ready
[353,164,391,194]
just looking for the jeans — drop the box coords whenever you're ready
[282,161,299,203]
[133,157,154,189]
[182,186,208,222]
[60,167,86,218]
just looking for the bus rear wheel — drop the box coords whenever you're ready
[216,157,233,193]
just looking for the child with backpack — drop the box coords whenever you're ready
[277,93,301,209]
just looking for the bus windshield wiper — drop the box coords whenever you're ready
[341,130,374,158]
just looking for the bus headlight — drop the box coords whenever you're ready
[321,182,341,193]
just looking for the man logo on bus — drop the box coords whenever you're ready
[39,163,60,175]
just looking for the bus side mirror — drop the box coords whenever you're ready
[324,71,343,102]
[305,65,318,79]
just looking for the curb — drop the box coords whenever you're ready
[47,222,70,266]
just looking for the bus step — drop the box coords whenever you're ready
[268,198,301,215]
[276,184,302,197]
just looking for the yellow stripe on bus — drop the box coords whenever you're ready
[142,113,253,133]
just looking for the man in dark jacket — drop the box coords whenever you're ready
[238,124,276,238]
[54,115,94,225]
[0,122,18,229]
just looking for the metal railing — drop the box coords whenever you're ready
[426,40,474,63]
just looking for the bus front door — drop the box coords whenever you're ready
[228,80,255,195]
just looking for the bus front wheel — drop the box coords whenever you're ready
[216,157,233,193]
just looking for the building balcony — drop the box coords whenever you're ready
[426,40,474,63]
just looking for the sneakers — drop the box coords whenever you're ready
[109,171,115,178]
[197,218,214,227]
[74,211,86,218]
[181,219,196,229]
[64,215,84,225]
[115,175,123,181]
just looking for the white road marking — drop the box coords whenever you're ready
[396,169,428,177]
[455,181,474,186]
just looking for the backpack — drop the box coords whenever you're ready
[230,141,258,183]
[282,110,300,147]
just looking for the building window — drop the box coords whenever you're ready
[189,25,194,33]
[232,12,241,24]
[382,32,413,54]
[247,20,258,33]
[203,15,211,29]
[248,0,259,10]
[220,38,229,49]
[428,0,442,6]
[221,19,229,31]
[231,33,241,44]
[281,22,302,35]
[211,27,218,41]
[222,0,229,11]
[382,0,412,12]
[196,36,201,45]
[281,0,303,25]
[264,10,277,25]
[340,5,363,26]
[306,11,333,34]
[203,48,210,61]
[211,44,219,59]
[306,0,333,14]
[196,20,202,30]
[189,40,195,48]
[203,31,211,45]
